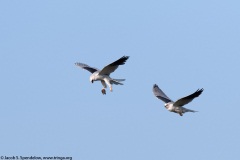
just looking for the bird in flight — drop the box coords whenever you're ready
[75,56,129,95]
[152,84,203,116]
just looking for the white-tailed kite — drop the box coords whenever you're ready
[153,84,203,116]
[75,56,129,95]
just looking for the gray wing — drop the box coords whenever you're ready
[98,56,129,75]
[174,88,204,106]
[75,62,99,73]
[153,84,172,103]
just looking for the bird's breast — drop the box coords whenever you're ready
[165,103,172,109]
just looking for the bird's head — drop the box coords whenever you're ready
[90,75,94,83]
[164,103,168,109]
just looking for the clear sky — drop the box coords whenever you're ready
[1,0,240,159]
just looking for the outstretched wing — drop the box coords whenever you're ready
[174,88,204,107]
[75,62,99,73]
[99,56,129,75]
[153,84,172,103]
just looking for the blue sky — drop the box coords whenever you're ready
[1,0,240,159]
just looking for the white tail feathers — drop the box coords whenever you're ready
[110,79,125,85]
[187,109,198,113]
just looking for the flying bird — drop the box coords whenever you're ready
[153,84,203,116]
[75,56,129,95]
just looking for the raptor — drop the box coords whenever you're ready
[75,56,129,94]
[153,84,203,116]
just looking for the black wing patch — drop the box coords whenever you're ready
[182,88,204,101]
[109,56,129,67]
[174,88,204,107]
